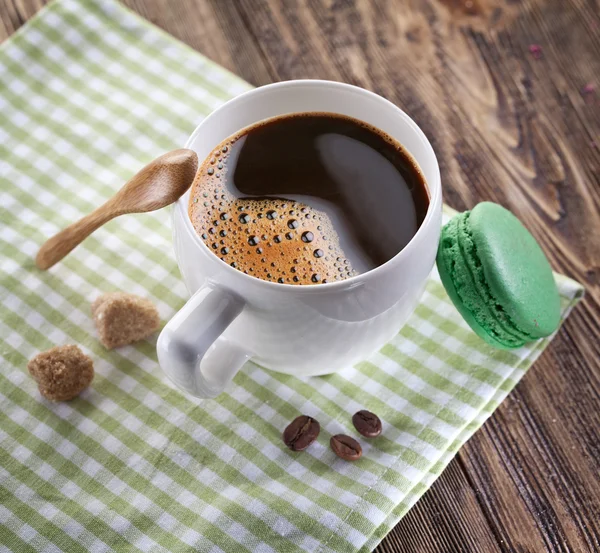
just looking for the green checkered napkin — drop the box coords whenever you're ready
[0,0,584,551]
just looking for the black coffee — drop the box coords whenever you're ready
[189,112,429,285]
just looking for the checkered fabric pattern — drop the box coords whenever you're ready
[0,0,584,551]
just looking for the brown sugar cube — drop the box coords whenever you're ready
[28,345,94,401]
[92,292,160,349]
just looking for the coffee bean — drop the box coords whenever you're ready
[283,415,320,451]
[352,410,382,438]
[330,434,362,461]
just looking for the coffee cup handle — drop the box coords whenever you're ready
[156,285,250,398]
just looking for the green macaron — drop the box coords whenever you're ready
[436,202,560,349]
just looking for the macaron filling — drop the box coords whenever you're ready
[440,212,533,347]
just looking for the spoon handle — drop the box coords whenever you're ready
[36,203,117,270]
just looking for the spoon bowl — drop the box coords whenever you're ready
[113,149,199,214]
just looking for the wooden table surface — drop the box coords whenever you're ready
[2,0,599,551]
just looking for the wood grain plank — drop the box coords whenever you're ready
[376,459,503,553]
[1,1,598,552]
[0,0,45,40]
[123,0,274,85]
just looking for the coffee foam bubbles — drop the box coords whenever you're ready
[189,141,357,285]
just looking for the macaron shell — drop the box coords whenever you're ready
[437,213,523,349]
[469,202,560,338]
[456,211,533,345]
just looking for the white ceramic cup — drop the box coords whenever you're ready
[157,80,442,398]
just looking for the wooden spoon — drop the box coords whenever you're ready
[36,149,198,270]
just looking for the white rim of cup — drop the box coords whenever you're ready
[178,79,442,292]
